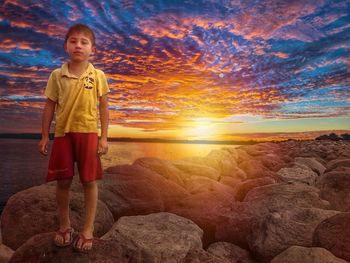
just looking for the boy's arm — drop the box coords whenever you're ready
[98,94,109,155]
[38,98,56,155]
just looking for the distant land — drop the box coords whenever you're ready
[0,130,349,144]
[0,133,257,145]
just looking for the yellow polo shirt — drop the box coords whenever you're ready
[45,63,109,137]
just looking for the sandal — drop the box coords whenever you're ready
[54,228,74,247]
[73,233,93,253]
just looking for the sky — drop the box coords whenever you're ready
[0,0,350,141]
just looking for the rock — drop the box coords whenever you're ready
[219,176,243,189]
[295,157,326,175]
[9,232,132,263]
[1,185,113,250]
[233,177,276,201]
[248,208,339,260]
[214,202,258,249]
[205,149,239,177]
[258,153,286,172]
[238,159,275,179]
[276,165,318,185]
[325,159,350,173]
[271,246,348,263]
[98,173,165,219]
[104,164,189,212]
[184,249,230,263]
[316,168,350,211]
[244,182,330,212]
[133,157,187,186]
[169,190,235,247]
[207,242,256,263]
[102,212,203,263]
[0,244,13,263]
[185,176,235,195]
[171,160,220,180]
[313,212,350,262]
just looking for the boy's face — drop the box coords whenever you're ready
[64,32,95,62]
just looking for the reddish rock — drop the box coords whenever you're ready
[207,242,257,263]
[9,232,132,263]
[238,159,275,179]
[271,246,348,263]
[233,177,277,201]
[295,157,326,175]
[133,157,187,186]
[316,168,350,211]
[325,159,350,173]
[276,165,318,185]
[171,160,220,180]
[1,185,113,250]
[313,212,350,262]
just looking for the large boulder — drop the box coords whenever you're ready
[9,232,131,263]
[316,168,350,211]
[207,242,257,263]
[1,185,113,250]
[294,157,326,175]
[169,190,235,247]
[276,165,318,185]
[233,177,276,201]
[243,182,330,212]
[313,212,350,262]
[238,159,275,179]
[271,246,348,263]
[171,160,220,180]
[184,176,235,196]
[248,208,339,261]
[102,212,204,263]
[325,159,350,173]
[133,157,187,186]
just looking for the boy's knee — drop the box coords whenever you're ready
[82,180,97,188]
[57,178,73,189]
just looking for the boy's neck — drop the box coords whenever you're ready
[67,60,89,78]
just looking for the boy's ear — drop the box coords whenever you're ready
[92,46,97,53]
[64,42,67,52]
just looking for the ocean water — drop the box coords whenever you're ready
[0,139,239,213]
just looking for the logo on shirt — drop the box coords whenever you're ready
[83,72,94,89]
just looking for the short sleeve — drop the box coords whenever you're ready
[44,71,59,102]
[96,70,110,97]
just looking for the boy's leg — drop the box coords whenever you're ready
[55,178,73,244]
[75,180,98,250]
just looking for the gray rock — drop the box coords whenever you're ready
[276,165,318,185]
[248,208,339,260]
[244,182,330,212]
[1,185,113,250]
[207,242,256,263]
[271,246,348,263]
[102,212,203,263]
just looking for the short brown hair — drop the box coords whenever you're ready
[65,24,95,46]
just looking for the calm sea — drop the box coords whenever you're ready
[0,139,239,213]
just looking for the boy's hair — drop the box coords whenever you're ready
[65,24,96,46]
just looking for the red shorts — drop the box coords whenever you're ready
[47,133,102,183]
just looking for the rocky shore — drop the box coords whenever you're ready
[1,140,349,262]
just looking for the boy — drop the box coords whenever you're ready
[38,24,109,253]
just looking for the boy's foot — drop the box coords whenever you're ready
[54,228,74,247]
[73,233,93,253]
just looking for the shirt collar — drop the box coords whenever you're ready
[61,63,94,79]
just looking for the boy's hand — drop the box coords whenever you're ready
[98,138,108,156]
[38,137,49,156]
